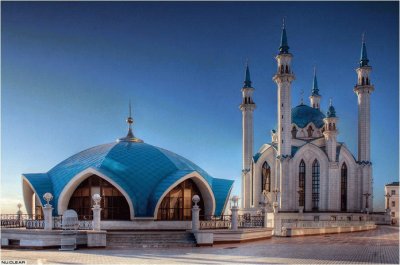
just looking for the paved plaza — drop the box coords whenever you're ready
[1,226,399,264]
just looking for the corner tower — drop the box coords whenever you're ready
[240,63,256,209]
[273,19,295,157]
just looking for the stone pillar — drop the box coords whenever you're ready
[91,193,102,231]
[263,205,268,228]
[43,205,53,231]
[92,205,102,231]
[192,195,200,231]
[231,206,238,230]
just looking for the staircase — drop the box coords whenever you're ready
[106,230,197,248]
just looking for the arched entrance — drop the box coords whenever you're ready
[157,179,205,220]
[67,174,130,220]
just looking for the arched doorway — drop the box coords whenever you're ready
[157,179,205,220]
[67,174,130,220]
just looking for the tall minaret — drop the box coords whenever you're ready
[272,20,295,211]
[240,63,256,209]
[273,19,295,157]
[354,34,374,211]
[309,67,321,109]
[354,34,374,162]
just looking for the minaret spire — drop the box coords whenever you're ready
[360,32,369,67]
[244,60,252,88]
[279,18,290,54]
[117,101,143,143]
[309,66,321,109]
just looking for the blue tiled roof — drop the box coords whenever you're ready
[24,142,233,217]
[23,173,53,207]
[292,104,326,128]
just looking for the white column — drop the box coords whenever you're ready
[192,195,200,231]
[43,205,53,231]
[231,207,238,230]
[92,205,102,231]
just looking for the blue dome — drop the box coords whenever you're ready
[23,141,233,217]
[292,104,326,128]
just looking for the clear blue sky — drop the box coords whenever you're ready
[1,1,398,212]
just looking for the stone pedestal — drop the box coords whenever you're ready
[92,205,102,231]
[43,205,53,231]
[231,207,238,230]
[87,231,107,247]
[192,206,200,231]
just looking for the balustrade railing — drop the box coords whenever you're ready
[1,214,93,230]
[0,214,42,228]
[281,220,375,229]
[199,215,231,230]
[238,214,264,228]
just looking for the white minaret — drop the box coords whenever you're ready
[354,35,374,162]
[309,67,321,109]
[240,63,256,209]
[272,20,295,211]
[273,20,295,157]
[354,34,374,212]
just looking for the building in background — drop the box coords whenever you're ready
[241,22,374,215]
[385,182,399,225]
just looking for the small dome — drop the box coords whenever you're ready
[292,104,326,128]
[327,104,336,118]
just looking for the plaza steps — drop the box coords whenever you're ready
[106,230,196,248]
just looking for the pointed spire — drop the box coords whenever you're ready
[126,100,134,138]
[118,101,143,143]
[327,98,336,118]
[360,32,369,67]
[243,60,252,88]
[300,89,304,105]
[311,67,320,96]
[279,18,290,54]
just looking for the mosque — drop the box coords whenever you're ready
[21,21,374,230]
[240,22,374,215]
[21,105,233,228]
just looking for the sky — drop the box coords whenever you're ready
[1,1,398,213]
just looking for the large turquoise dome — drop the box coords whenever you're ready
[23,141,233,217]
[291,104,326,128]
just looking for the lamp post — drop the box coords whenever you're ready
[272,189,280,213]
[363,192,371,214]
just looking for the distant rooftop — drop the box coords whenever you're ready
[385,181,399,186]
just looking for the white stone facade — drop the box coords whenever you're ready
[240,27,374,215]
[385,183,399,225]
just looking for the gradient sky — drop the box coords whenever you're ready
[1,1,398,213]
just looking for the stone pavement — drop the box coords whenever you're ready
[1,225,398,264]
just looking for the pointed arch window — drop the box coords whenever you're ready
[291,126,298,139]
[299,160,306,207]
[307,125,314,137]
[312,160,320,211]
[341,163,348,211]
[261,162,271,193]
